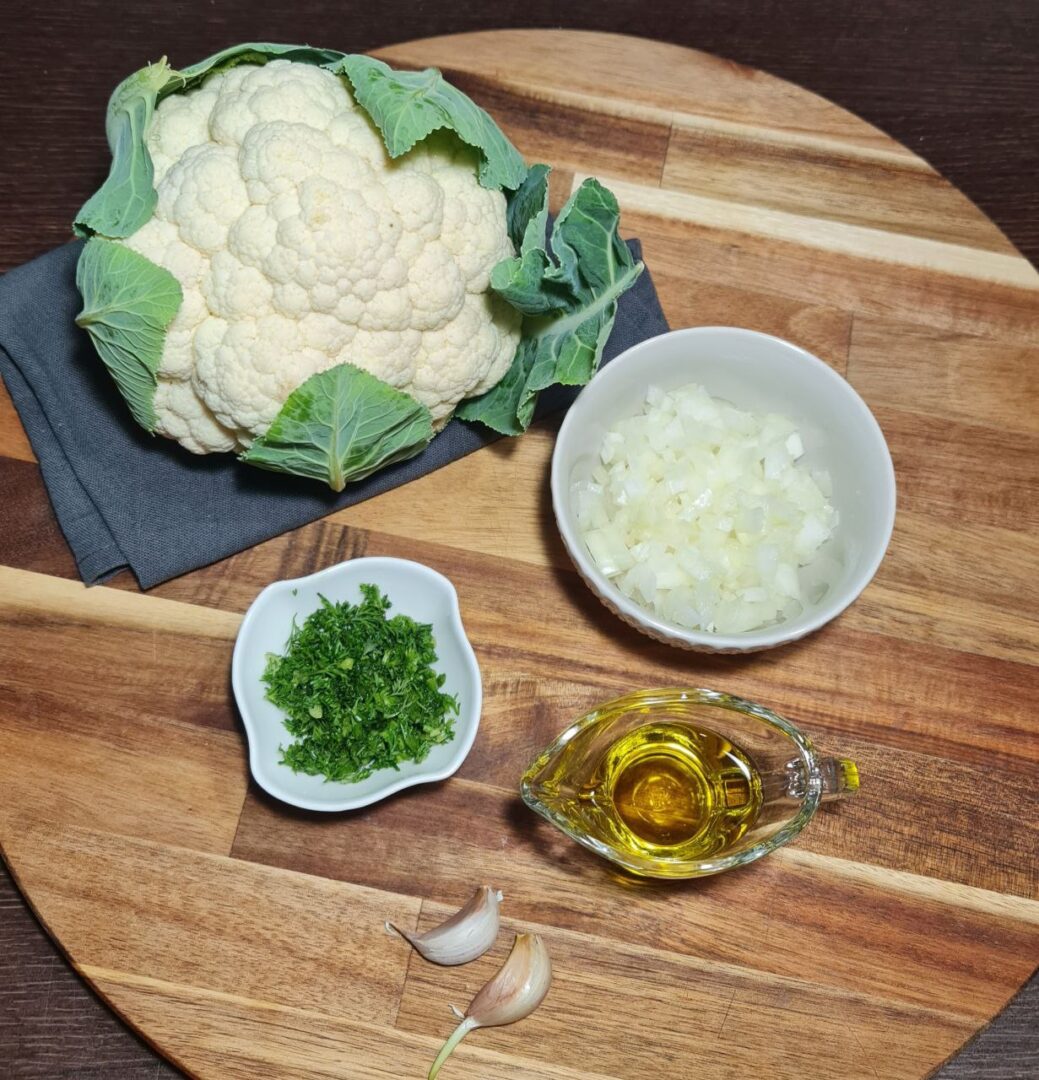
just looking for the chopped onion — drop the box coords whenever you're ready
[572,383,840,634]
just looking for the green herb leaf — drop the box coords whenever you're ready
[458,174,643,434]
[240,362,433,491]
[74,237,182,431]
[336,54,527,191]
[262,584,458,782]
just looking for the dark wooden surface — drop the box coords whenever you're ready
[1,2,1036,1077]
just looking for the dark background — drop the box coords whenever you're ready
[1,0,1036,1076]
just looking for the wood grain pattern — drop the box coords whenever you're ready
[3,824,421,1025]
[2,27,1038,1080]
[230,779,1039,1017]
[394,902,977,1080]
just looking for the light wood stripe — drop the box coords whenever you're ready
[850,579,1039,667]
[777,849,1039,922]
[84,966,618,1080]
[668,111,932,170]
[576,172,1039,287]
[377,56,929,171]
[376,30,916,159]
[0,565,241,638]
[416,899,979,1024]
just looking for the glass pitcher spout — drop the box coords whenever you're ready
[820,757,860,799]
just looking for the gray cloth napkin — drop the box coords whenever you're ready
[0,239,668,588]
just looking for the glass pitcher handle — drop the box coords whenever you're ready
[818,757,860,801]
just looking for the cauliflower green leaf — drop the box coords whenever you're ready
[241,363,434,492]
[488,164,564,316]
[337,55,527,191]
[74,61,172,240]
[75,237,182,432]
[458,172,644,435]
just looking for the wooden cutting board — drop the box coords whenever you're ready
[1,29,1037,1080]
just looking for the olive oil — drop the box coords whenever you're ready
[600,723,762,860]
[522,689,859,880]
[522,708,765,876]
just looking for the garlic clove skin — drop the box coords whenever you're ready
[389,886,503,966]
[428,933,552,1078]
[465,932,552,1028]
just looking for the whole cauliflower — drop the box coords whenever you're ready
[121,59,521,454]
[76,46,641,490]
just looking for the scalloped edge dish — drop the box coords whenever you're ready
[231,557,482,811]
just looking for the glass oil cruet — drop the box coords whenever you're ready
[520,688,859,879]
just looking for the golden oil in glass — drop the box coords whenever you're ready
[524,713,764,872]
[599,723,763,861]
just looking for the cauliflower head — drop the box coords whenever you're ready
[75,45,642,490]
[121,59,521,454]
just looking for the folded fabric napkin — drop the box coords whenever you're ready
[0,239,667,588]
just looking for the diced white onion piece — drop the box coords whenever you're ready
[573,381,839,633]
[812,468,833,498]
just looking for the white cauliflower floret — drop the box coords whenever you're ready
[415,293,519,423]
[153,378,239,454]
[123,59,521,454]
[438,169,515,291]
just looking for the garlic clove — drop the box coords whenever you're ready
[388,885,503,966]
[428,933,552,1078]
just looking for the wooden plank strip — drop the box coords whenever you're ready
[623,210,1039,345]
[779,851,1039,922]
[0,686,246,854]
[0,458,79,579]
[875,512,1039,633]
[88,967,605,1080]
[2,822,421,1028]
[581,173,1038,288]
[848,317,1039,435]
[875,404,1039,532]
[849,511,1039,665]
[0,567,240,733]
[407,67,669,186]
[663,122,1014,252]
[647,271,853,375]
[379,39,930,171]
[0,564,240,638]
[376,31,917,158]
[394,904,976,1080]
[851,578,1039,668]
[230,780,1039,1018]
[782,738,1038,900]
[332,424,566,573]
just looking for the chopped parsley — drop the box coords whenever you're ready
[262,584,459,782]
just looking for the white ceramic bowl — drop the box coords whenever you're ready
[231,557,481,810]
[552,326,896,652]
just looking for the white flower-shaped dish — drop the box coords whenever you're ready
[232,557,481,811]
